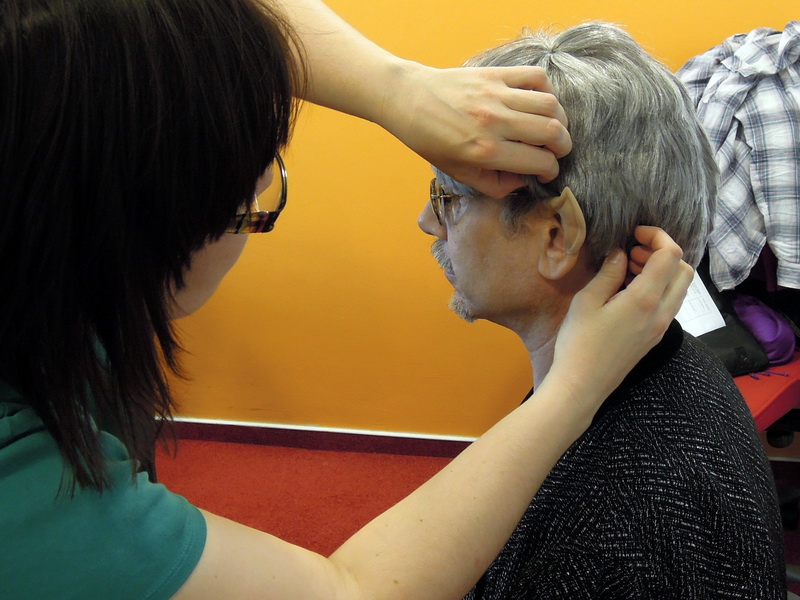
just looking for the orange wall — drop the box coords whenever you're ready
[171,0,796,437]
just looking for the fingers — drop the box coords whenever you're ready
[454,114,569,195]
[626,227,683,292]
[486,89,571,164]
[496,65,555,93]
[452,66,571,194]
[494,66,568,126]
[393,64,573,198]
[657,260,694,320]
[495,116,571,162]
[633,225,684,258]
[469,171,528,199]
[627,246,650,276]
[627,225,684,275]
[493,67,570,154]
[623,227,693,342]
[438,141,563,198]
[500,90,569,146]
[502,88,569,135]
[572,250,627,309]
[467,144,562,196]
[549,228,692,411]
[494,114,571,160]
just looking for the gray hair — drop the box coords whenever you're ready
[436,22,717,268]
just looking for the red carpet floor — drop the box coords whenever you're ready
[156,439,451,556]
[158,438,800,591]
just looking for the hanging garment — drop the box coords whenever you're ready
[677,22,800,291]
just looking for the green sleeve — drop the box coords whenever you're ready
[0,400,207,600]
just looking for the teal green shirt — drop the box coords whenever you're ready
[0,381,206,599]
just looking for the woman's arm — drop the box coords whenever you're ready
[272,0,572,197]
[172,227,692,600]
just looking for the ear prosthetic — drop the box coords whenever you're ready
[541,187,586,256]
[537,187,587,280]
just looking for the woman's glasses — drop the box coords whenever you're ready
[226,153,288,234]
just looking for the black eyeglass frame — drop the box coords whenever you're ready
[226,153,288,234]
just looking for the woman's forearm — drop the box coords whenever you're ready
[273,0,407,121]
[328,376,591,600]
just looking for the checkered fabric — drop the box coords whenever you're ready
[677,22,800,291]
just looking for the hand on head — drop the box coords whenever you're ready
[548,226,693,411]
[382,64,572,198]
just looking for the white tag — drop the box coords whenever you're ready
[676,270,726,337]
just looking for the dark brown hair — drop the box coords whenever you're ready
[0,0,304,491]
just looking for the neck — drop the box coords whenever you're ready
[511,311,562,390]
[530,336,557,389]
[523,261,600,389]
[512,280,583,389]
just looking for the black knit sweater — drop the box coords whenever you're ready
[466,321,785,599]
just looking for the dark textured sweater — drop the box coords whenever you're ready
[466,321,785,599]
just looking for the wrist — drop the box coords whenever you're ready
[367,58,425,131]
[531,371,602,437]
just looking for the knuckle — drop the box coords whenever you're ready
[468,102,499,128]
[543,117,566,143]
[539,93,560,116]
[468,136,502,163]
[524,65,549,87]
[638,291,661,315]
[652,314,671,337]
[535,156,560,183]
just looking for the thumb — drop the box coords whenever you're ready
[576,249,627,307]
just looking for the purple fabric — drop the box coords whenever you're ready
[731,294,796,365]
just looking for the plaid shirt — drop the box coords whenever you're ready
[677,21,800,291]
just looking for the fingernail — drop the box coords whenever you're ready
[608,250,624,264]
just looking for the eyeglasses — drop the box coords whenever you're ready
[430,178,532,227]
[226,153,288,234]
[430,178,471,227]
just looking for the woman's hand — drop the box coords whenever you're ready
[377,62,573,198]
[275,0,571,198]
[549,226,694,413]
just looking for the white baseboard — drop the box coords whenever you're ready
[172,415,477,443]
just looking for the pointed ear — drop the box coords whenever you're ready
[537,187,587,280]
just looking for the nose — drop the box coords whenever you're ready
[418,202,446,239]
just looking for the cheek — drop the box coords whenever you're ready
[447,225,496,276]
[255,168,275,196]
[191,234,248,285]
[169,234,248,319]
[447,242,490,297]
[217,234,248,273]
[453,237,537,298]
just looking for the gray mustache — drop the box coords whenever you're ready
[431,240,452,273]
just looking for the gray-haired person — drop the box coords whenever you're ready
[418,22,785,599]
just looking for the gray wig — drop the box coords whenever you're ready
[437,22,717,268]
